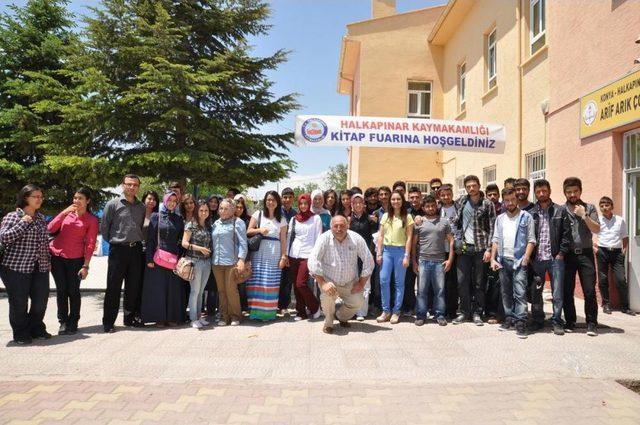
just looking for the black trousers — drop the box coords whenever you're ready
[204,269,218,314]
[103,243,143,328]
[597,247,629,309]
[456,250,486,316]
[0,265,49,341]
[444,255,458,317]
[50,255,84,329]
[402,266,417,312]
[369,263,382,312]
[563,250,598,326]
[278,266,292,310]
[485,265,504,319]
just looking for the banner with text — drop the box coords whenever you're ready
[295,115,505,154]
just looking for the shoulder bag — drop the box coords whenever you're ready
[247,211,263,252]
[153,214,179,270]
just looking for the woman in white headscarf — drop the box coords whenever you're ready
[311,189,331,233]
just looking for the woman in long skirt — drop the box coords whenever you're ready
[246,191,288,321]
[141,192,185,327]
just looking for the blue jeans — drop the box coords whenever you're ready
[532,258,564,325]
[417,260,445,319]
[188,258,211,322]
[499,258,528,324]
[380,246,407,314]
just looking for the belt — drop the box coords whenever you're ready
[572,247,592,255]
[263,236,279,241]
[599,246,622,252]
[113,241,141,247]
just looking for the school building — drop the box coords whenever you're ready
[338,0,640,309]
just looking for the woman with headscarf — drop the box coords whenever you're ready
[349,193,375,321]
[287,194,323,321]
[311,189,331,233]
[141,192,185,327]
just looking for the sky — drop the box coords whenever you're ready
[2,0,445,198]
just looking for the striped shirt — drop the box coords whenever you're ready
[308,230,374,286]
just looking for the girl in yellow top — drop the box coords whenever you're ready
[376,191,414,324]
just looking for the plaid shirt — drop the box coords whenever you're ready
[0,210,51,273]
[453,194,496,252]
[535,207,552,261]
[308,230,374,286]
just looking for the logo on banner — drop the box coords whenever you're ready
[582,101,597,127]
[301,118,327,143]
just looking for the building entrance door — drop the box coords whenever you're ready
[624,131,640,310]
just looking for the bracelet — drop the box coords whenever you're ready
[81,265,89,270]
[403,253,409,258]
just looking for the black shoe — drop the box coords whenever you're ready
[516,322,527,339]
[622,308,637,316]
[13,338,33,345]
[33,332,52,340]
[552,323,565,335]
[529,321,544,332]
[436,316,447,326]
[586,323,598,337]
[564,323,575,333]
[603,304,612,314]
[452,314,467,325]
[498,320,512,332]
[104,326,116,333]
[58,323,68,335]
[132,318,145,328]
[473,313,484,326]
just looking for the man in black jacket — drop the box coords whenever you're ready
[530,179,572,335]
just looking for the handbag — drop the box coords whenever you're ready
[247,211,263,252]
[174,256,195,281]
[153,214,178,270]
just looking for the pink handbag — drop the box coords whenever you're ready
[153,215,178,270]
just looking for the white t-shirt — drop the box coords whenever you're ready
[598,215,627,249]
[251,210,286,239]
[287,215,323,259]
[501,212,520,259]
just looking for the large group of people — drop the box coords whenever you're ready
[0,172,635,345]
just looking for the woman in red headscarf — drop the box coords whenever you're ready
[286,194,323,321]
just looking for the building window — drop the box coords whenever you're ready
[486,29,497,89]
[407,181,431,194]
[407,82,431,118]
[458,62,466,112]
[483,165,497,188]
[455,175,466,197]
[526,149,546,200]
[530,0,546,54]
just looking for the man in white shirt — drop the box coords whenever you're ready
[597,197,635,315]
[308,216,374,334]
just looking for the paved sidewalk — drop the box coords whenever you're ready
[0,293,639,423]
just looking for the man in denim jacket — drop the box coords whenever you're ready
[490,188,536,339]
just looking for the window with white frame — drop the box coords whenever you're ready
[526,149,546,200]
[530,0,546,54]
[407,181,431,194]
[407,82,431,118]
[486,29,497,89]
[458,63,466,112]
[483,165,497,188]
[455,175,466,197]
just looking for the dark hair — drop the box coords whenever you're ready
[599,196,613,205]
[194,200,212,230]
[533,179,551,191]
[439,183,453,193]
[263,190,283,221]
[463,175,480,186]
[227,187,241,197]
[392,180,406,191]
[387,190,409,227]
[281,187,294,197]
[324,189,339,216]
[350,186,363,195]
[485,183,500,194]
[337,189,354,216]
[563,177,582,191]
[429,178,442,186]
[141,190,160,213]
[168,181,183,190]
[408,186,422,194]
[513,178,530,189]
[503,177,516,187]
[234,196,250,222]
[364,187,378,198]
[74,187,94,212]
[123,174,140,183]
[378,186,391,195]
[421,194,437,207]
[181,193,196,219]
[16,184,43,209]
[502,188,516,197]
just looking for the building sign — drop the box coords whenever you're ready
[580,69,640,138]
[295,115,505,153]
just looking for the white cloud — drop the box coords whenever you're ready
[247,171,328,201]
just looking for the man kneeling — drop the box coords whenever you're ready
[308,216,374,333]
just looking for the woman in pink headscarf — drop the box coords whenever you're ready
[286,194,323,321]
[140,192,185,327]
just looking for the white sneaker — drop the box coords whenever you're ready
[230,320,240,326]
[191,321,203,329]
[294,315,304,321]
[311,309,323,320]
[217,320,227,326]
[356,316,365,322]
[198,318,210,326]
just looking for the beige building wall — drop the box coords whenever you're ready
[433,0,549,191]
[339,5,445,189]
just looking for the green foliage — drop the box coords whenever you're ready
[292,182,320,201]
[325,163,347,190]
